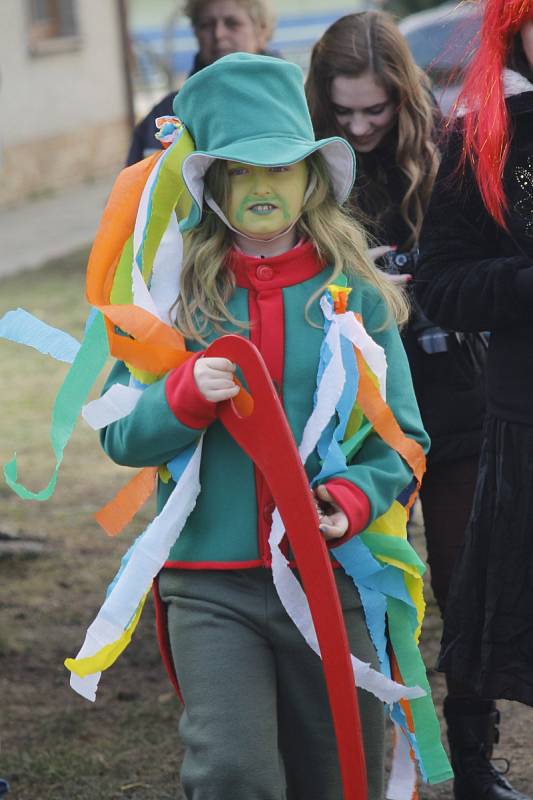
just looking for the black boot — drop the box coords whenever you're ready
[444,697,530,800]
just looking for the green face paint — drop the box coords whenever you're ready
[235,192,291,225]
[226,161,308,240]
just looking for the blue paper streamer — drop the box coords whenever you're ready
[3,311,109,500]
[313,299,359,485]
[0,308,81,364]
[167,441,199,482]
[312,294,430,776]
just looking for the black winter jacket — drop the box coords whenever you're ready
[356,134,486,464]
[416,73,533,426]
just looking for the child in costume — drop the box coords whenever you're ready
[417,3,533,799]
[0,53,451,800]
[95,53,451,799]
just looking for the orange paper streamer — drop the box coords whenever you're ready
[86,153,164,305]
[98,304,190,374]
[85,152,188,375]
[354,347,426,488]
[95,466,158,537]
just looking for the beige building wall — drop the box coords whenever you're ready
[0,0,130,207]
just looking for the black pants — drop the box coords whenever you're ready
[419,456,480,617]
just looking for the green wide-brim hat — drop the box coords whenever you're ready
[172,52,356,231]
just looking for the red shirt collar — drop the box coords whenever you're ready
[227,240,327,290]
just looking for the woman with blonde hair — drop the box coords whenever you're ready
[126,0,277,164]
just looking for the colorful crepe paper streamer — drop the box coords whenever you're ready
[2,310,109,501]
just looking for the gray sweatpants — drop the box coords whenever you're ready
[158,567,385,800]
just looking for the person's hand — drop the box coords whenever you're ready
[193,357,240,403]
[368,245,413,286]
[385,272,412,286]
[314,484,349,541]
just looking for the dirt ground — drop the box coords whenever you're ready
[0,254,531,799]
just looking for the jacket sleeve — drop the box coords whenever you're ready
[125,120,148,167]
[99,359,215,468]
[324,292,430,526]
[416,130,533,332]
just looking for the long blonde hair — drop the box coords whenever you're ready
[306,11,439,249]
[175,152,409,343]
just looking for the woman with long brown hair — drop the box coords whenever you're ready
[306,10,437,254]
[304,12,521,800]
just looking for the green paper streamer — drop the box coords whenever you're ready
[387,596,454,784]
[360,532,426,574]
[4,312,110,501]
[110,234,134,305]
[139,134,193,282]
[341,419,373,462]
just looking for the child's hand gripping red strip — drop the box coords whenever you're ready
[205,335,367,800]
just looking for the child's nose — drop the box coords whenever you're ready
[251,171,273,195]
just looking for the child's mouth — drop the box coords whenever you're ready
[249,203,277,215]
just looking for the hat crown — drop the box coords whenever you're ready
[173,53,315,158]
[171,52,356,231]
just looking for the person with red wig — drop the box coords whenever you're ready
[417,2,533,799]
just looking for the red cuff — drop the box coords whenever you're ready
[165,352,218,430]
[323,478,370,548]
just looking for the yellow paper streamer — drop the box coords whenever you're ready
[64,590,150,678]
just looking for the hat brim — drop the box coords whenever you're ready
[179,136,356,231]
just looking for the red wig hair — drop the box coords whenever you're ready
[456,0,532,227]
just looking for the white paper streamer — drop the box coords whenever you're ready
[71,143,186,701]
[130,147,183,325]
[299,315,344,466]
[133,155,164,259]
[386,722,417,800]
[149,215,182,326]
[70,436,203,701]
[270,309,424,704]
[269,508,423,703]
[320,296,387,398]
[269,305,425,795]
[82,384,143,430]
[132,263,163,319]
[131,149,167,319]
